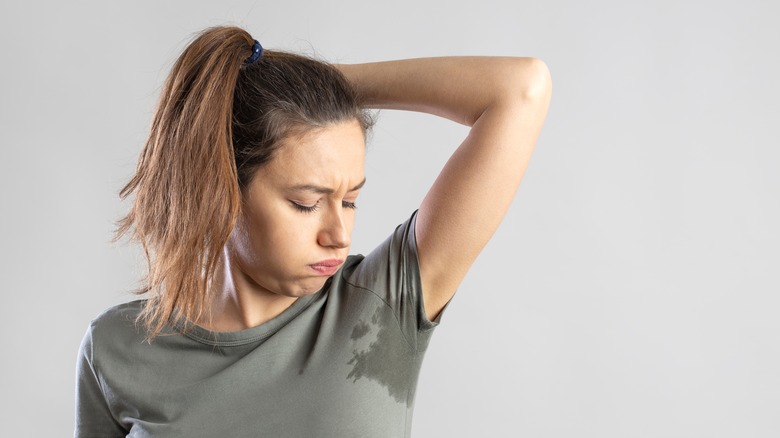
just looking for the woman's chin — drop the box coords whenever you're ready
[284,277,329,297]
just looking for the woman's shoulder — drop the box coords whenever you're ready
[340,211,420,288]
[77,300,149,371]
[91,299,145,326]
[86,299,147,345]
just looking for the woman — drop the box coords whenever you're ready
[75,25,551,437]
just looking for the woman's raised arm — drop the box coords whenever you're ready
[337,57,552,320]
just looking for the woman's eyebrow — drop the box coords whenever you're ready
[288,177,366,194]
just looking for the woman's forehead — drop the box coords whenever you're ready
[261,121,366,188]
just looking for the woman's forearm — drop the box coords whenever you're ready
[335,56,550,126]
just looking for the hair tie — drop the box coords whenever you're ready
[245,40,263,64]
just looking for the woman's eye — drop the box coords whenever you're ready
[291,201,319,214]
[290,200,356,213]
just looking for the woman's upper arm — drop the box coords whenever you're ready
[75,324,127,437]
[415,59,552,320]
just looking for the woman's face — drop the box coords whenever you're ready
[227,119,366,298]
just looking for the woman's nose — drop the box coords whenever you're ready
[317,207,350,249]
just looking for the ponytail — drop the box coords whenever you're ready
[114,26,253,341]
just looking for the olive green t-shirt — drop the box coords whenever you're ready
[75,211,449,437]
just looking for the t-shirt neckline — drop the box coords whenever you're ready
[173,282,329,347]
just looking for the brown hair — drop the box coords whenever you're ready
[113,25,374,342]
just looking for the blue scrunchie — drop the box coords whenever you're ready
[245,40,263,64]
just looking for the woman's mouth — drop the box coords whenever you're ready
[308,259,344,276]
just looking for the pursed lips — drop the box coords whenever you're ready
[308,259,344,275]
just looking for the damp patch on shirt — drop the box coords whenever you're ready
[347,306,416,405]
[350,320,371,340]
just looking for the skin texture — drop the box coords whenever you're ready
[202,120,366,331]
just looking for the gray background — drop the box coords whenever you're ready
[1,0,778,436]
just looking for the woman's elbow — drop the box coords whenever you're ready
[509,57,552,102]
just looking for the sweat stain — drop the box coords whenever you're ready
[350,321,370,340]
[346,306,415,405]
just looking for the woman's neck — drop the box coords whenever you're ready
[196,247,299,332]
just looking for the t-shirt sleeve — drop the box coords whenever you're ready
[344,210,453,351]
[74,322,127,438]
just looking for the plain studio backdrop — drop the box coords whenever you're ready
[1,0,778,436]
